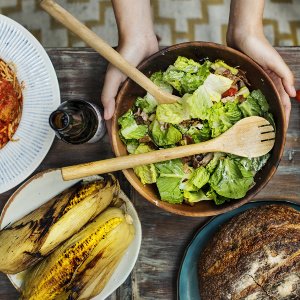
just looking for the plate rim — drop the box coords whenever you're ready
[0,14,60,193]
[0,169,142,300]
[177,199,300,300]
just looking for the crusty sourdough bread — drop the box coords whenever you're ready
[198,204,300,300]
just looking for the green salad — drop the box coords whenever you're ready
[118,56,275,205]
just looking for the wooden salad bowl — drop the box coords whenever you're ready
[111,42,285,217]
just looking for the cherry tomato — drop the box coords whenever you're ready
[296,90,300,102]
[222,87,238,98]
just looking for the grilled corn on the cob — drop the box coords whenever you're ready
[0,174,119,274]
[21,207,135,300]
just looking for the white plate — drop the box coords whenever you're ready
[0,14,60,193]
[0,169,142,300]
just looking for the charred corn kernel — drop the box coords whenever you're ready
[22,208,135,300]
[31,218,122,300]
[0,174,119,274]
[62,181,101,214]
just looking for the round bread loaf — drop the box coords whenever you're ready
[198,204,300,300]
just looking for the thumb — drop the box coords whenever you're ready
[101,66,126,120]
[267,52,296,98]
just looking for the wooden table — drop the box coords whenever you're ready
[0,47,299,300]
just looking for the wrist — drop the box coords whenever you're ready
[227,25,264,51]
[119,32,159,56]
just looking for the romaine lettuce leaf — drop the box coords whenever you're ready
[133,144,157,184]
[126,139,139,154]
[135,71,172,114]
[163,57,211,94]
[185,121,211,143]
[251,89,269,112]
[173,56,201,73]
[188,166,210,189]
[118,110,148,140]
[155,158,185,177]
[184,189,211,203]
[134,164,157,185]
[156,176,183,204]
[206,188,230,205]
[183,74,233,119]
[155,159,185,203]
[209,157,254,199]
[163,66,185,94]
[150,119,182,146]
[156,102,186,124]
[205,152,225,174]
[150,71,173,94]
[212,59,239,75]
[207,101,242,137]
[239,90,269,118]
[135,95,157,114]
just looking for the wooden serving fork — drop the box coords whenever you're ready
[61,116,275,181]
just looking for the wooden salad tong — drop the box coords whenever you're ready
[61,116,275,180]
[40,0,179,104]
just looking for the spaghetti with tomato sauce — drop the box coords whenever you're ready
[0,59,23,149]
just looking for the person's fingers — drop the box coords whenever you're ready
[267,52,296,98]
[101,65,126,120]
[268,71,291,129]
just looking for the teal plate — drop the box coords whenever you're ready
[177,200,300,300]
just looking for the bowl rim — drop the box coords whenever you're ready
[112,41,285,217]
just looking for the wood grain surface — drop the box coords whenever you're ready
[0,47,299,300]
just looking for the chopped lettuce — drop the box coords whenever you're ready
[135,71,172,114]
[185,121,211,143]
[163,57,211,94]
[118,110,148,140]
[209,157,254,199]
[150,119,182,147]
[188,166,210,189]
[135,95,157,114]
[239,96,262,117]
[206,152,225,173]
[207,101,242,137]
[212,59,239,75]
[183,73,233,120]
[133,144,157,184]
[155,159,185,203]
[163,66,185,94]
[126,140,139,154]
[150,71,173,94]
[229,153,270,174]
[183,189,211,203]
[239,90,270,118]
[155,159,185,177]
[206,188,230,205]
[156,177,183,204]
[156,102,187,124]
[251,89,269,112]
[173,56,202,73]
[134,164,157,185]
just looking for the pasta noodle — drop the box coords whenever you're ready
[0,58,23,149]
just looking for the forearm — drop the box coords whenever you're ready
[227,0,265,48]
[112,0,156,44]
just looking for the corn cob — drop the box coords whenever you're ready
[21,207,135,300]
[0,174,119,274]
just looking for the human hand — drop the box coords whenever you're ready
[101,35,159,121]
[227,32,296,127]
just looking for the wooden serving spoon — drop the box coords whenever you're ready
[61,116,275,181]
[40,0,179,104]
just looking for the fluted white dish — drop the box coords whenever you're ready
[0,15,60,193]
[0,170,142,300]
